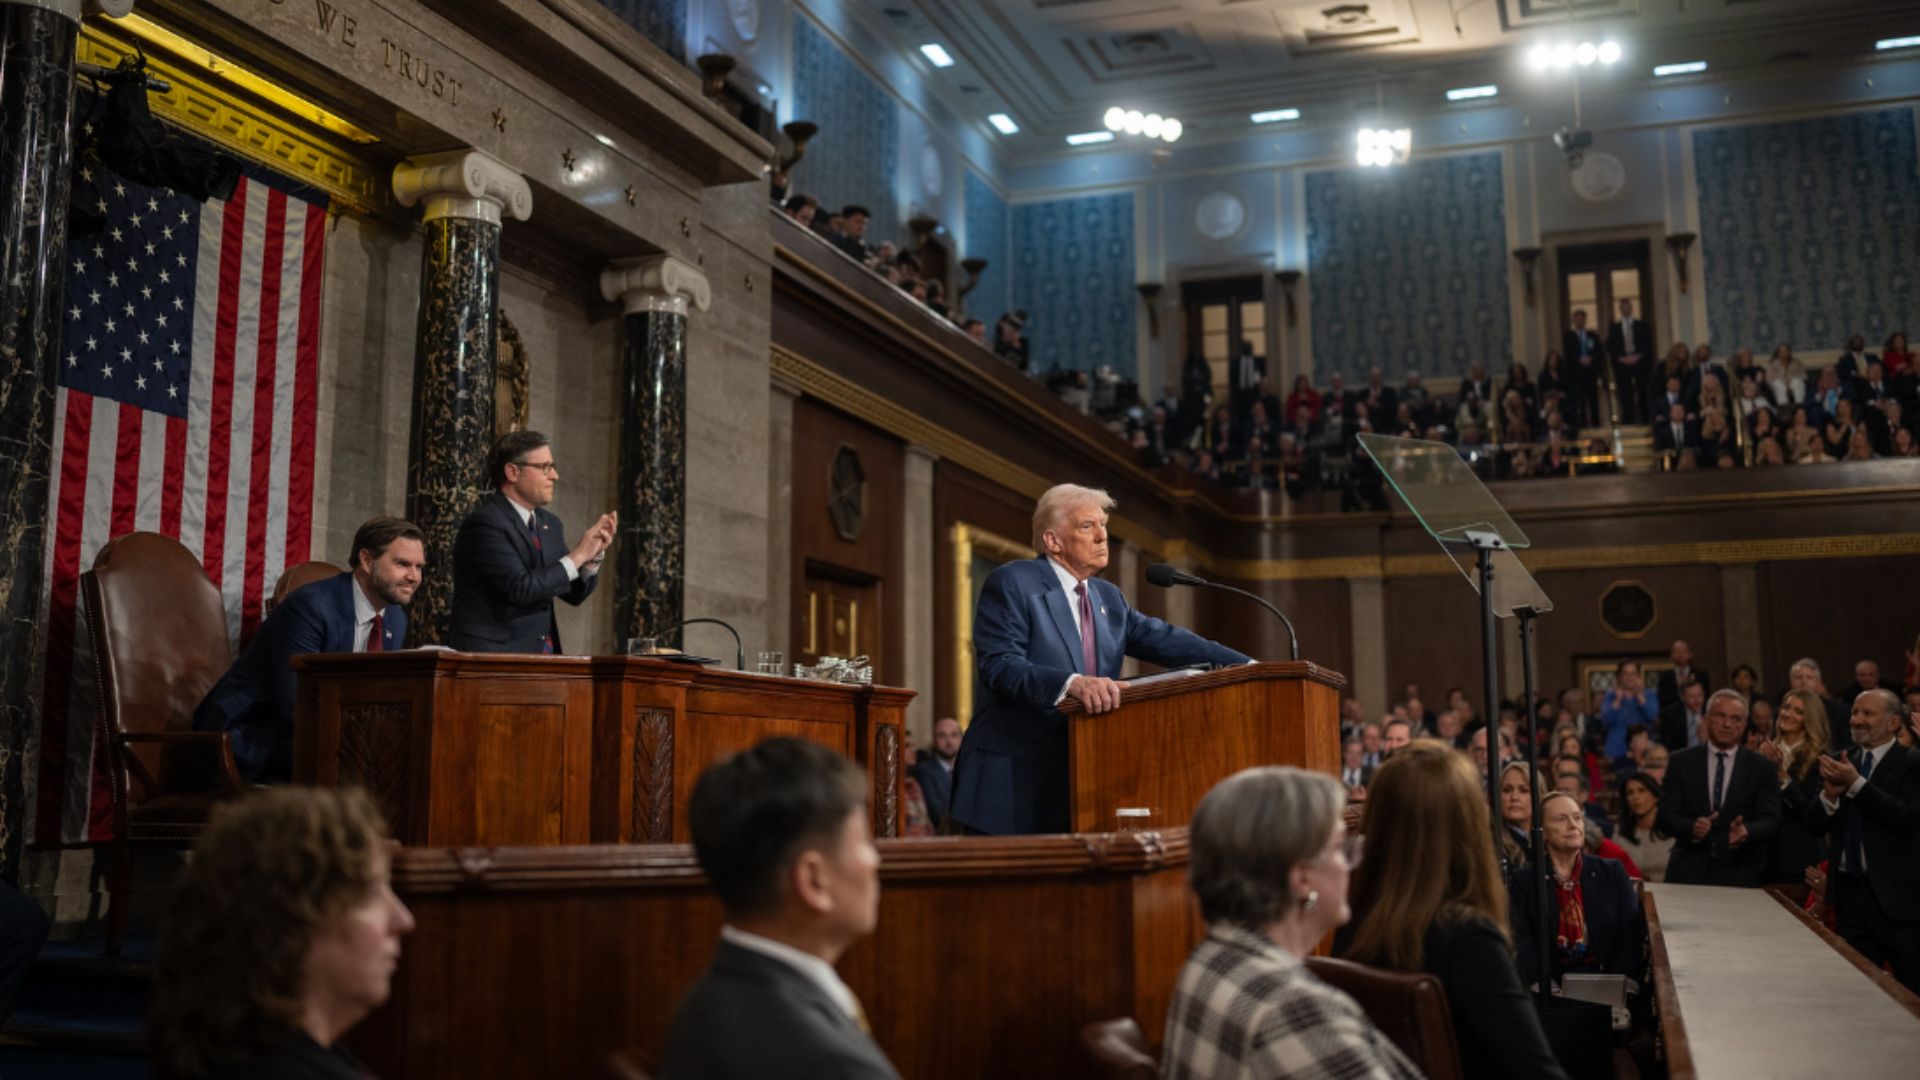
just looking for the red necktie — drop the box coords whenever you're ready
[1075,582,1097,676]
[366,612,384,653]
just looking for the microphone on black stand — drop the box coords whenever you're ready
[1145,564,1299,661]
[645,617,745,671]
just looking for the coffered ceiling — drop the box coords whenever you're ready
[845,0,1920,158]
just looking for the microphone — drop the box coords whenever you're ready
[646,617,745,671]
[1145,563,1299,661]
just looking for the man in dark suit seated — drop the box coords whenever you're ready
[908,716,960,827]
[193,516,423,782]
[448,431,615,653]
[949,483,1251,835]
[1803,689,1920,991]
[1657,689,1782,886]
[1655,639,1708,710]
[1651,402,1699,462]
[660,738,899,1079]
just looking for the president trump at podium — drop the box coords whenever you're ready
[949,484,1251,835]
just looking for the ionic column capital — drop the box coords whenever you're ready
[392,149,532,227]
[599,255,712,318]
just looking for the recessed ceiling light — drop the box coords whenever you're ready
[1653,61,1708,77]
[1066,131,1115,146]
[593,133,616,148]
[920,43,955,68]
[1876,35,1920,51]
[1251,108,1301,124]
[1445,85,1498,101]
[988,113,1019,135]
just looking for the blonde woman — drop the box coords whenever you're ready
[1767,345,1806,406]
[1761,690,1831,890]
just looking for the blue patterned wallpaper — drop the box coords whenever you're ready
[1696,107,1920,352]
[963,169,1010,323]
[792,17,900,242]
[1012,193,1136,376]
[1305,152,1510,381]
[597,0,687,62]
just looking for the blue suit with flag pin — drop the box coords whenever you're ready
[949,486,1250,835]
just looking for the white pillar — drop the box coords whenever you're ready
[766,376,800,663]
[901,445,939,743]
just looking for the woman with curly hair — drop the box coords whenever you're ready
[149,787,414,1079]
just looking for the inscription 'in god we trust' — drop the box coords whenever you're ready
[277,0,466,107]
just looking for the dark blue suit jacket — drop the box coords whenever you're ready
[448,492,595,653]
[1511,854,1645,987]
[910,757,953,825]
[192,573,404,782]
[949,556,1251,835]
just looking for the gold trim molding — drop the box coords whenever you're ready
[79,21,392,216]
[950,522,1033,727]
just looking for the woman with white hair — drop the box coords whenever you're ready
[1163,766,1420,1079]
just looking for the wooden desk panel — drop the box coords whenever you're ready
[357,832,1200,1080]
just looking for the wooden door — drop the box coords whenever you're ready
[800,562,881,670]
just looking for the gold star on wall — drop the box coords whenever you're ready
[624,185,636,206]
[562,148,577,171]
[491,108,507,132]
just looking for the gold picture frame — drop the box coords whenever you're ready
[951,521,1034,728]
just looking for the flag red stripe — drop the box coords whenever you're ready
[240,189,287,641]
[286,201,324,565]
[160,414,186,535]
[200,181,249,586]
[33,391,95,844]
[109,402,142,539]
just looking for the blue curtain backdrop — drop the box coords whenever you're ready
[791,17,901,243]
[597,0,687,62]
[963,170,1011,324]
[1012,193,1136,377]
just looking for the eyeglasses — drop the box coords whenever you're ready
[512,459,559,475]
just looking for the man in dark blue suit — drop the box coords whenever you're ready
[909,716,960,826]
[193,517,423,782]
[448,430,615,653]
[949,484,1251,835]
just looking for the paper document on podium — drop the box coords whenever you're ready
[1358,433,1553,617]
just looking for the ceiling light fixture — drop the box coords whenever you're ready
[919,43,955,68]
[1066,131,1115,146]
[1653,60,1708,77]
[1251,108,1301,124]
[1446,84,1499,101]
[1355,127,1411,168]
[1101,107,1182,142]
[1876,35,1920,51]
[988,113,1019,135]
[1530,40,1623,71]
[1104,106,1127,131]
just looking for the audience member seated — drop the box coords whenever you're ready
[1343,742,1570,1080]
[909,716,959,828]
[1638,743,1670,785]
[1788,657,1851,750]
[1801,690,1920,992]
[1497,760,1545,865]
[1660,680,1707,753]
[1761,689,1833,891]
[1613,774,1674,883]
[193,517,424,783]
[148,787,415,1080]
[1162,767,1420,1080]
[1511,793,1647,995]
[1767,345,1807,407]
[1551,761,1615,840]
[1657,689,1782,886]
[661,738,898,1079]
[1598,660,1659,762]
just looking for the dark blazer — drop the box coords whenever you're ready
[1511,856,1646,988]
[1651,418,1700,455]
[1607,318,1651,365]
[1771,763,1830,884]
[1657,744,1782,886]
[1658,702,1702,751]
[1656,666,1709,711]
[1564,328,1602,369]
[1801,742,1920,920]
[448,492,596,653]
[193,573,404,783]
[659,939,900,1080]
[949,557,1250,835]
[1421,916,1570,1080]
[909,757,953,825]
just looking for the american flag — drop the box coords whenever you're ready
[29,148,327,846]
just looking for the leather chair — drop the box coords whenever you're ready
[1078,1017,1157,1080]
[83,531,246,955]
[266,559,344,614]
[1306,956,1464,1080]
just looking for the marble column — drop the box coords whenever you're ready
[900,445,937,743]
[0,0,130,879]
[1346,577,1387,718]
[765,375,800,660]
[392,150,532,644]
[1719,562,1763,677]
[600,256,711,649]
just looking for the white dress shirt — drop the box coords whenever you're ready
[503,494,584,580]
[1819,737,1897,871]
[720,926,860,1022]
[350,577,381,653]
[1049,557,1096,704]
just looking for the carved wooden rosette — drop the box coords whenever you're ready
[873,724,899,838]
[631,706,674,842]
[339,703,411,831]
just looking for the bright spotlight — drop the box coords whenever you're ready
[1162,118,1183,142]
[1552,44,1575,68]
[1575,42,1597,65]
[988,113,1019,135]
[1142,113,1164,138]
[1598,41,1622,65]
[1528,45,1551,71]
[1123,110,1144,134]
[1104,106,1126,131]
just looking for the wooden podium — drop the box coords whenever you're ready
[292,651,912,846]
[1064,661,1344,833]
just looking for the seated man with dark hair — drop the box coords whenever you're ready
[193,516,424,782]
[661,738,899,1080]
